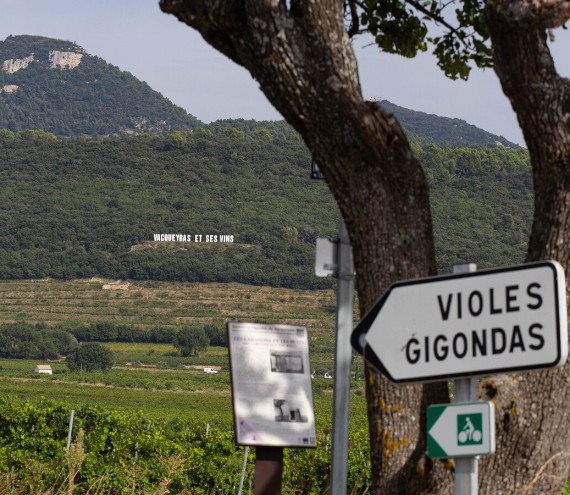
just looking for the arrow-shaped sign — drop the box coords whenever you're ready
[351,261,567,383]
[427,402,495,458]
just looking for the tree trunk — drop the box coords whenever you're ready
[480,5,570,493]
[160,0,452,492]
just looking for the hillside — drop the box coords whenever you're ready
[0,129,337,288]
[0,35,521,150]
[0,129,532,286]
[378,100,520,149]
[0,35,201,137]
[205,104,520,150]
[0,34,533,287]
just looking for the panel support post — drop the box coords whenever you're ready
[330,216,355,495]
[254,446,283,495]
[66,409,75,451]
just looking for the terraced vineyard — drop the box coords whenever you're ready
[0,278,355,364]
[0,278,366,424]
[0,278,340,327]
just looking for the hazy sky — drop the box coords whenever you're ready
[2,0,570,146]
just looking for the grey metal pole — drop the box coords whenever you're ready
[330,216,355,495]
[66,409,75,451]
[237,446,250,495]
[453,264,478,495]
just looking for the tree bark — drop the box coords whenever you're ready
[159,0,452,492]
[480,4,570,494]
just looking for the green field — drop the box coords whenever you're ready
[0,278,367,422]
[0,351,367,430]
[0,279,371,493]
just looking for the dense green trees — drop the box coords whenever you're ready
[416,144,532,271]
[65,343,114,372]
[0,129,531,287]
[173,326,209,357]
[0,129,336,287]
[0,322,77,360]
[204,322,228,347]
[380,101,518,149]
[72,322,176,344]
[0,320,229,364]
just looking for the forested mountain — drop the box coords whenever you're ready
[0,35,201,137]
[0,129,531,287]
[1,35,518,149]
[203,105,520,150]
[0,34,531,288]
[378,100,520,149]
[0,129,337,288]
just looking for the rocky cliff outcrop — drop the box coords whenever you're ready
[1,85,19,93]
[48,50,82,69]
[2,55,34,73]
[2,50,83,73]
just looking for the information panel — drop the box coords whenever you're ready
[227,322,317,447]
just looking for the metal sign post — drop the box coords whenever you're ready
[329,217,355,495]
[314,217,355,495]
[454,382,479,495]
[453,264,479,495]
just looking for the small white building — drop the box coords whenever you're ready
[34,365,52,375]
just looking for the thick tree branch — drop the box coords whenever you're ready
[491,0,570,28]
[480,3,570,493]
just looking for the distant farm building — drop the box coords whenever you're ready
[34,365,52,375]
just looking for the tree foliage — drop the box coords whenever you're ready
[72,322,176,344]
[0,322,77,360]
[351,0,492,79]
[173,326,209,357]
[204,322,228,347]
[65,343,114,372]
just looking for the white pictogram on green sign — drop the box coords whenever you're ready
[457,413,482,445]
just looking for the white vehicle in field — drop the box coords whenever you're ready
[204,368,219,374]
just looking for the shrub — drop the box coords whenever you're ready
[66,343,114,372]
[173,326,209,357]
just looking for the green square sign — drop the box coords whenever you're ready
[427,402,495,458]
[457,413,483,445]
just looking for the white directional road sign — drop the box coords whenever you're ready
[427,402,495,458]
[351,261,567,383]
